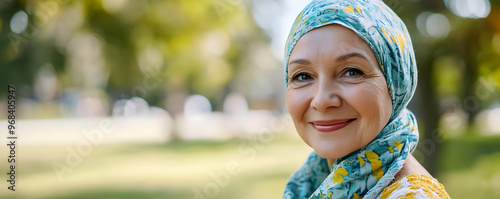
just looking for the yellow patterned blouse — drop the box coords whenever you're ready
[377,174,450,199]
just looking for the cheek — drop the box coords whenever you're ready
[286,89,311,140]
[345,83,392,131]
[286,88,313,119]
[285,90,298,120]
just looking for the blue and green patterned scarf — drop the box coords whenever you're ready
[283,0,419,198]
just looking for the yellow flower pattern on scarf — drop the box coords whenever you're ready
[332,167,348,183]
[366,151,384,181]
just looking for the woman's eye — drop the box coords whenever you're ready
[293,73,312,81]
[343,68,365,77]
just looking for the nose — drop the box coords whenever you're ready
[311,79,342,111]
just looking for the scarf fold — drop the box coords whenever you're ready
[283,0,419,198]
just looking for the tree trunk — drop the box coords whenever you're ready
[416,48,441,176]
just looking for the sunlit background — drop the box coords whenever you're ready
[0,0,499,198]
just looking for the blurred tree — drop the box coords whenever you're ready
[0,0,271,115]
[389,0,500,175]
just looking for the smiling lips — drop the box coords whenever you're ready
[310,119,356,132]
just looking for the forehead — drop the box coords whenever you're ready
[290,24,374,60]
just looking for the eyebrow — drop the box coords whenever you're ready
[335,52,369,62]
[288,58,311,66]
[288,52,369,66]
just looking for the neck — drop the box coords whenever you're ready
[327,158,336,172]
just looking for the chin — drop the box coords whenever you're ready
[315,150,341,159]
[312,144,351,159]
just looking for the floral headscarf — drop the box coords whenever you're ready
[283,0,419,198]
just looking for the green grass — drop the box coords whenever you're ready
[45,190,184,199]
[1,133,499,199]
[0,133,311,199]
[440,152,500,199]
[437,135,500,199]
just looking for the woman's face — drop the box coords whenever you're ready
[286,25,393,159]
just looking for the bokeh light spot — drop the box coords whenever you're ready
[445,0,490,18]
[416,12,450,39]
[10,10,29,34]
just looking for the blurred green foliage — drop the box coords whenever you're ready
[441,135,500,171]
[0,0,269,111]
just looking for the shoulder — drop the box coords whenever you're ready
[392,153,431,183]
[378,174,450,199]
[377,154,450,199]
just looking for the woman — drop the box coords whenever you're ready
[283,0,450,198]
